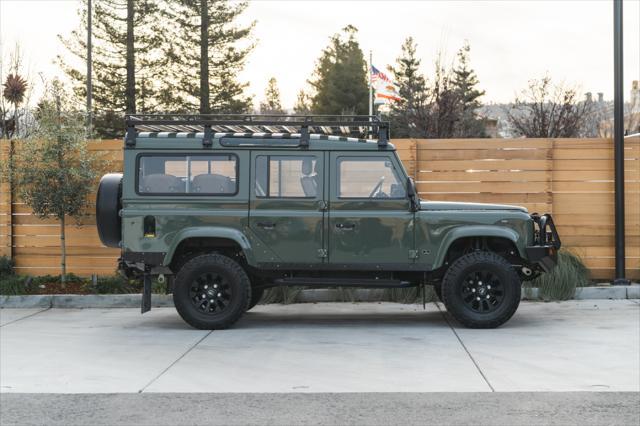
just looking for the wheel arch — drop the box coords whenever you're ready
[163,227,256,268]
[432,226,524,270]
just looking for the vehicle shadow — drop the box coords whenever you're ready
[234,309,449,330]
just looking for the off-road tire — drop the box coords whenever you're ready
[247,287,264,311]
[173,254,250,330]
[441,251,521,329]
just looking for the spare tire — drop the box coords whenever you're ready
[96,173,123,248]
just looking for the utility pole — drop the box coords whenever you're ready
[86,0,92,135]
[612,0,629,285]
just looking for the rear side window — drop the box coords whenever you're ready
[138,154,237,195]
[255,155,319,198]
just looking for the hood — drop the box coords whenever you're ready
[420,200,528,213]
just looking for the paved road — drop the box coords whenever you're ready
[1,392,639,425]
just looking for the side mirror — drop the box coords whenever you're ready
[407,177,419,212]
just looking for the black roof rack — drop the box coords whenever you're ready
[124,114,389,148]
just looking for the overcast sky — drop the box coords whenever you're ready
[1,0,639,109]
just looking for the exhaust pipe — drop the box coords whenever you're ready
[521,267,533,277]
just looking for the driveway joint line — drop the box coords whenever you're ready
[435,301,495,392]
[0,307,52,328]
[138,330,213,393]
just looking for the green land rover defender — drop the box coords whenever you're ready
[96,114,561,330]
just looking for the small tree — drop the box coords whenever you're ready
[506,75,593,137]
[452,41,486,137]
[260,77,284,114]
[293,89,312,114]
[14,81,99,284]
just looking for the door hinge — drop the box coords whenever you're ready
[317,248,328,258]
[408,250,419,259]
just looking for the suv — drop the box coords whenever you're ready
[96,114,560,330]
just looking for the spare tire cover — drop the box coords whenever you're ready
[96,173,123,248]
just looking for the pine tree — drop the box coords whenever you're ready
[293,89,312,114]
[260,77,284,114]
[309,25,368,115]
[452,41,486,137]
[159,0,255,113]
[58,0,165,135]
[389,37,429,138]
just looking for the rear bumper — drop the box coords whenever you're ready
[526,213,562,273]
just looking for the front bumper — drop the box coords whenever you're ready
[526,213,562,273]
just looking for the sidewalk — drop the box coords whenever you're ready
[1,300,638,393]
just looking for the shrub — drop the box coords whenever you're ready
[0,256,15,277]
[0,274,28,295]
[526,249,590,301]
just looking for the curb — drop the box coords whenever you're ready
[1,286,639,309]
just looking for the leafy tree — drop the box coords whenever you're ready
[309,25,368,115]
[159,0,255,113]
[58,0,164,135]
[293,89,312,114]
[13,81,101,284]
[506,75,593,137]
[260,77,284,114]
[388,37,429,138]
[452,41,486,137]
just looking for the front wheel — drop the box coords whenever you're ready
[173,253,250,329]
[441,251,521,329]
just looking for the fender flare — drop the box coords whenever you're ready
[432,225,523,269]
[163,227,256,266]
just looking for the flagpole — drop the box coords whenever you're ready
[368,50,373,116]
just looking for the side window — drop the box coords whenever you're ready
[138,155,237,195]
[338,157,406,199]
[255,155,319,198]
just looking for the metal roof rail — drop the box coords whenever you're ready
[124,114,390,148]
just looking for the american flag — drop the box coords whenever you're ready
[370,65,392,85]
[371,65,401,103]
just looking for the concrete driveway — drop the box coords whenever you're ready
[1,300,638,394]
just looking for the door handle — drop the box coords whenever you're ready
[257,221,276,230]
[335,222,355,231]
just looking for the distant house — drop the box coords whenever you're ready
[599,80,640,137]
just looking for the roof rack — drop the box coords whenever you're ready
[124,114,389,148]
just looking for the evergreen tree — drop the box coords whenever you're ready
[293,89,312,114]
[159,0,255,113]
[58,0,164,135]
[260,77,284,114]
[389,37,429,138]
[309,25,368,115]
[452,41,486,137]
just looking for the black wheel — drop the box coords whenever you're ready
[441,251,521,329]
[173,253,250,329]
[247,287,264,311]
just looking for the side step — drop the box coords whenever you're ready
[273,277,414,289]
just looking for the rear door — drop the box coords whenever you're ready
[249,151,326,266]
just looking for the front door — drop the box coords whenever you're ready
[249,152,326,265]
[328,152,414,267]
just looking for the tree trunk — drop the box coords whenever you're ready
[200,0,210,114]
[60,215,67,286]
[125,0,136,114]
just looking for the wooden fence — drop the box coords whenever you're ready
[1,137,638,280]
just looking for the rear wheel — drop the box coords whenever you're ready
[173,254,250,330]
[441,251,521,329]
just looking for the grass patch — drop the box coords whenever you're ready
[525,249,590,301]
